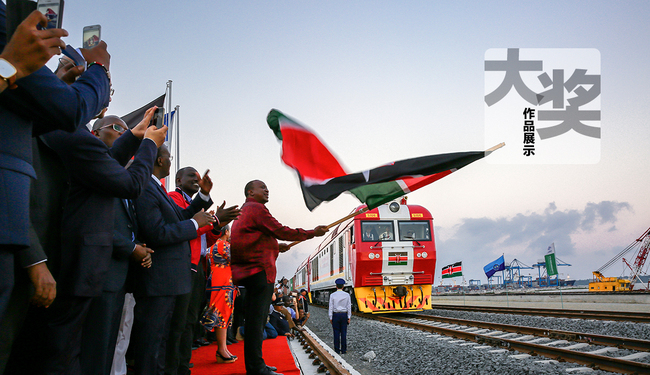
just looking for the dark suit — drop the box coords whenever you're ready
[41,127,157,375]
[80,198,138,375]
[0,1,110,318]
[131,178,212,375]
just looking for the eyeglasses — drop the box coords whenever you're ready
[99,123,126,133]
[168,155,174,161]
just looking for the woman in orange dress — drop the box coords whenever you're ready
[207,226,237,363]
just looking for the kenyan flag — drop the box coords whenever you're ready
[388,251,408,266]
[442,262,462,279]
[267,109,503,211]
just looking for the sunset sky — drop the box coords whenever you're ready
[56,1,650,284]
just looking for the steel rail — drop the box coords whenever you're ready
[404,313,650,352]
[429,304,650,323]
[297,328,351,375]
[367,314,650,374]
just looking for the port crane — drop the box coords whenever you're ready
[590,227,649,292]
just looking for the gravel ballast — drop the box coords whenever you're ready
[302,305,647,374]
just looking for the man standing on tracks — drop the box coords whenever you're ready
[230,180,328,375]
[329,278,351,354]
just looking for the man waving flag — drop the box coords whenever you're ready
[267,109,503,211]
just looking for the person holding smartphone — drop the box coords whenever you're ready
[0,10,67,93]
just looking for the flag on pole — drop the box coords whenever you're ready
[120,94,166,129]
[267,109,500,211]
[545,243,558,276]
[442,262,462,279]
[164,110,176,142]
[484,255,505,278]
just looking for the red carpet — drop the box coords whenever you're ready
[190,338,301,375]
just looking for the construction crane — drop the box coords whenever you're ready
[623,228,650,290]
[589,227,650,292]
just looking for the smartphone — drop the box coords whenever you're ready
[151,107,165,129]
[82,25,101,49]
[61,45,85,67]
[36,0,64,29]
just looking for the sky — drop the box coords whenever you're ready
[55,1,650,285]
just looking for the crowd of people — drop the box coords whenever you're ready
[0,4,342,375]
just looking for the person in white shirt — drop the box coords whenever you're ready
[328,278,351,354]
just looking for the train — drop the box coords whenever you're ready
[291,200,436,313]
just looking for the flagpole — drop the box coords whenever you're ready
[175,105,180,171]
[486,142,505,154]
[503,254,509,307]
[164,81,172,191]
[285,207,369,249]
[462,275,466,306]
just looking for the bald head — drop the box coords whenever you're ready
[91,115,127,148]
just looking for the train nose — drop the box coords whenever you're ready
[393,286,408,297]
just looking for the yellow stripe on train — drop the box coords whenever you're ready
[354,285,432,313]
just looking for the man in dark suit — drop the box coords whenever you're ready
[132,145,227,375]
[41,107,167,375]
[79,115,156,375]
[0,2,111,319]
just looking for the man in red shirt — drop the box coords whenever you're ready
[231,180,327,375]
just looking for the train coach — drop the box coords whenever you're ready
[292,200,436,313]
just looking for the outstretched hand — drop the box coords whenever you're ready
[215,201,241,226]
[56,63,84,85]
[144,124,167,148]
[198,170,213,195]
[131,106,157,139]
[79,40,110,70]
[193,209,216,228]
[1,10,68,80]
[314,225,329,236]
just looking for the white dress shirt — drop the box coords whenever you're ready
[328,290,351,320]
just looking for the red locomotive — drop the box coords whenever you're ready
[292,200,436,313]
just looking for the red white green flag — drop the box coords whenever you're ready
[267,109,503,211]
[442,262,463,279]
[388,251,408,266]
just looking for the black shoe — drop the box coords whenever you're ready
[215,351,236,364]
[191,345,199,350]
[266,365,277,371]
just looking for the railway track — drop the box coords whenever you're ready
[294,326,356,375]
[430,304,650,323]
[355,311,650,374]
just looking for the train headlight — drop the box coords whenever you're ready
[389,202,400,212]
[375,253,381,259]
[417,253,422,258]
[369,253,375,259]
[422,252,428,258]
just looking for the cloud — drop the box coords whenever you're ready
[436,201,632,280]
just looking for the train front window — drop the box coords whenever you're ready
[398,221,431,241]
[361,221,394,242]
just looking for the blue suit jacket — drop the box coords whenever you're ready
[0,2,110,247]
[133,179,212,296]
[42,127,157,297]
[103,197,138,292]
